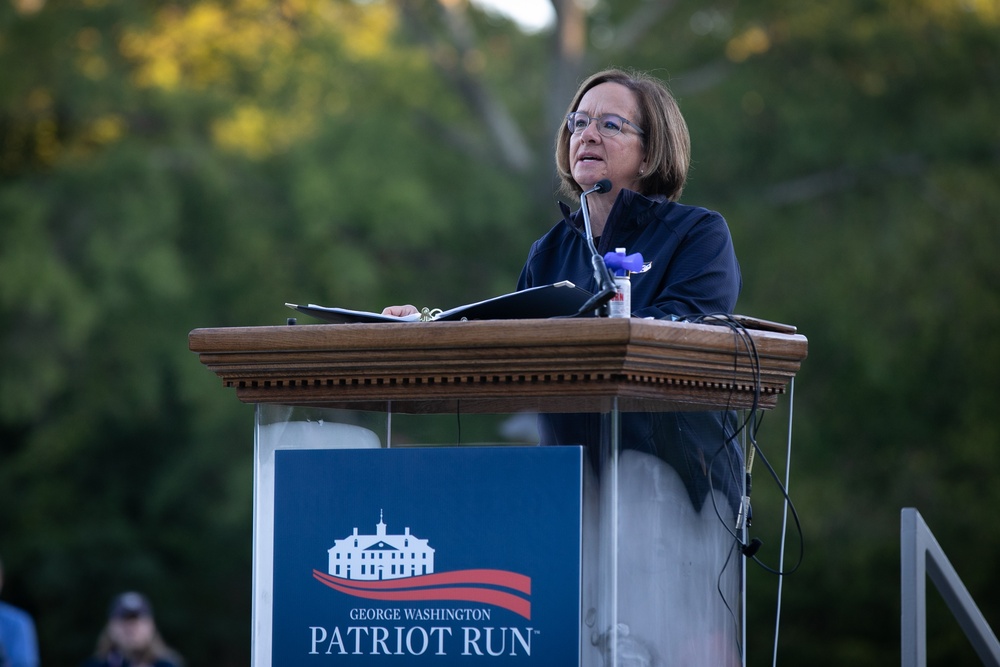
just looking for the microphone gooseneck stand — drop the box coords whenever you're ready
[574,179,617,317]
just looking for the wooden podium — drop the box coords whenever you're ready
[190,318,807,667]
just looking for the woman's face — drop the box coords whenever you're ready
[568,82,647,197]
[109,615,155,651]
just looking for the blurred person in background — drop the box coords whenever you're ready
[81,592,183,667]
[0,557,40,667]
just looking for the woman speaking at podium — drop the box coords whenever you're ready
[524,69,743,493]
[387,68,745,666]
[523,68,745,667]
[518,68,740,320]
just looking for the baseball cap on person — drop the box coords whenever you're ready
[109,591,152,620]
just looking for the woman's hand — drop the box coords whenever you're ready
[382,305,419,317]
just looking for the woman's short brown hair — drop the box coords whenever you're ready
[555,68,691,202]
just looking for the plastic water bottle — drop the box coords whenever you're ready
[609,247,631,319]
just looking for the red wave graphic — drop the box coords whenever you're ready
[312,569,532,620]
[316,569,530,594]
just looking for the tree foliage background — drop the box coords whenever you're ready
[1,0,998,664]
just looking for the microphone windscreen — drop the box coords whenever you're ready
[596,179,612,193]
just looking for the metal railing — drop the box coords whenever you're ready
[901,507,1000,666]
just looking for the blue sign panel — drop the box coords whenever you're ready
[272,446,583,666]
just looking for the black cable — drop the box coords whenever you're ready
[686,313,805,577]
[717,538,746,662]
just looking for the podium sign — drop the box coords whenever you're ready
[266,444,583,666]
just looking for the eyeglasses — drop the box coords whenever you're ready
[566,112,644,137]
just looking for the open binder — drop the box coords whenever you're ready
[286,281,594,324]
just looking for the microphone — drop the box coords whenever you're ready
[575,179,617,316]
[584,178,612,196]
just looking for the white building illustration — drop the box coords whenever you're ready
[328,511,435,580]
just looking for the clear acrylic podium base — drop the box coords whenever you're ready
[252,402,745,667]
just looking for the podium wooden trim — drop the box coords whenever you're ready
[189,318,807,414]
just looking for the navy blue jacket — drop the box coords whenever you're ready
[517,189,741,318]
[519,189,745,512]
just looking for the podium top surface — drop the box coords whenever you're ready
[188,318,808,414]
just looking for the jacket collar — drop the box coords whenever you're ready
[560,188,669,234]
